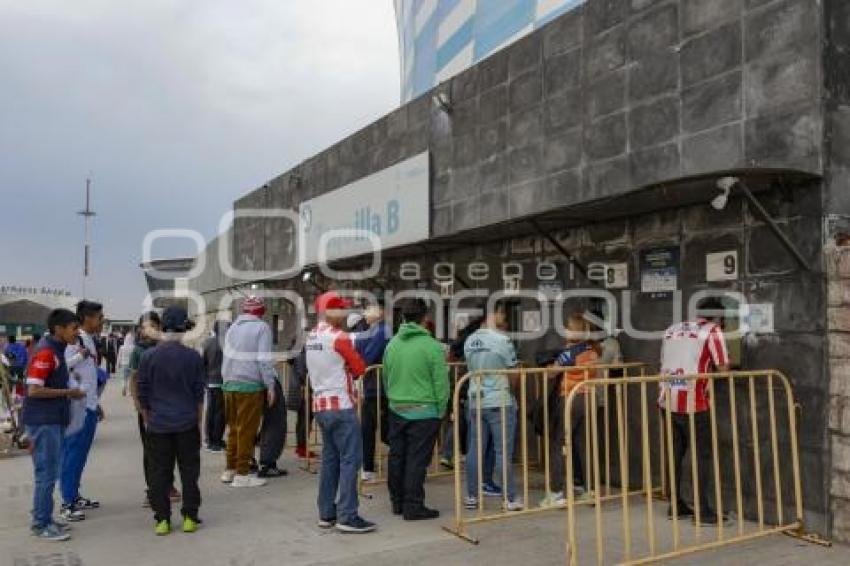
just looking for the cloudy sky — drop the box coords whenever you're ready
[0,0,400,318]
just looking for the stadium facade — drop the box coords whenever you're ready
[143,0,850,543]
[395,0,586,102]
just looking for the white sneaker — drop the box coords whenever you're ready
[464,496,479,510]
[220,470,235,483]
[361,471,376,482]
[230,474,267,488]
[539,492,567,508]
[504,498,524,512]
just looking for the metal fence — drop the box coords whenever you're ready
[443,367,817,565]
[356,362,468,491]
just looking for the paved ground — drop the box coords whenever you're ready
[1,385,846,566]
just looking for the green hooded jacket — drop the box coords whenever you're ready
[382,322,449,420]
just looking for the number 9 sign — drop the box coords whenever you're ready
[706,250,738,282]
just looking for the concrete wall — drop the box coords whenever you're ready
[823,0,850,544]
[231,0,825,274]
[188,229,235,330]
[214,0,837,538]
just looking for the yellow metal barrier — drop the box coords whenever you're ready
[443,367,817,565]
[443,363,651,544]
[357,362,467,492]
[564,370,810,564]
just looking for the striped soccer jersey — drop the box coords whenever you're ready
[305,321,366,412]
[658,320,729,414]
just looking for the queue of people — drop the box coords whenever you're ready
[19,292,731,541]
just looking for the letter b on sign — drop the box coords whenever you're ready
[387,200,399,234]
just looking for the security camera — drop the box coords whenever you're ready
[712,176,739,211]
[432,91,453,114]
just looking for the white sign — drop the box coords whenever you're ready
[298,152,430,264]
[707,251,738,282]
[743,303,774,334]
[522,310,542,333]
[605,263,629,289]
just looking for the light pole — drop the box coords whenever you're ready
[77,177,96,298]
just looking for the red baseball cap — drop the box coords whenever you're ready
[242,296,266,316]
[315,291,353,313]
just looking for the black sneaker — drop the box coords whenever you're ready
[75,495,100,510]
[59,504,85,522]
[391,502,403,516]
[335,516,376,534]
[257,465,288,478]
[317,517,336,529]
[403,506,440,521]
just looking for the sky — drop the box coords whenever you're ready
[0,0,400,319]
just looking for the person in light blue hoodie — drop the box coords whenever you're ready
[463,302,523,511]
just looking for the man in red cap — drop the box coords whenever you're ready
[306,291,375,533]
[220,296,279,488]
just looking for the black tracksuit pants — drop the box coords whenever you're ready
[361,394,389,473]
[147,427,202,522]
[259,380,287,466]
[137,413,151,489]
[667,410,715,515]
[205,387,226,449]
[387,411,441,511]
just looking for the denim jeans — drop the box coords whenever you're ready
[61,408,98,505]
[315,409,362,523]
[27,424,64,529]
[466,404,517,500]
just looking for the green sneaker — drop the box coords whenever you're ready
[182,516,199,533]
[154,520,171,536]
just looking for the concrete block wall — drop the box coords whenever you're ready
[228,0,825,275]
[824,0,850,543]
[828,245,850,542]
[432,0,823,235]
[376,182,826,530]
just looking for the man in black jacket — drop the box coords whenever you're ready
[137,307,206,536]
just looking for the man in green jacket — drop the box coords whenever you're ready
[382,299,449,521]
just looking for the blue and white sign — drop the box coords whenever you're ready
[298,152,430,264]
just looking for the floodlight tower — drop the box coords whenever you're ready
[77,177,97,298]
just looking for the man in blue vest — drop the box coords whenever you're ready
[23,309,86,541]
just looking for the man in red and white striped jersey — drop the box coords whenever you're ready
[659,297,730,524]
[306,292,374,534]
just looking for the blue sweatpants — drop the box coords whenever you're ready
[60,409,98,505]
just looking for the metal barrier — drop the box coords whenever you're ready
[443,364,650,544]
[357,362,467,491]
[568,370,813,564]
[445,367,818,565]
